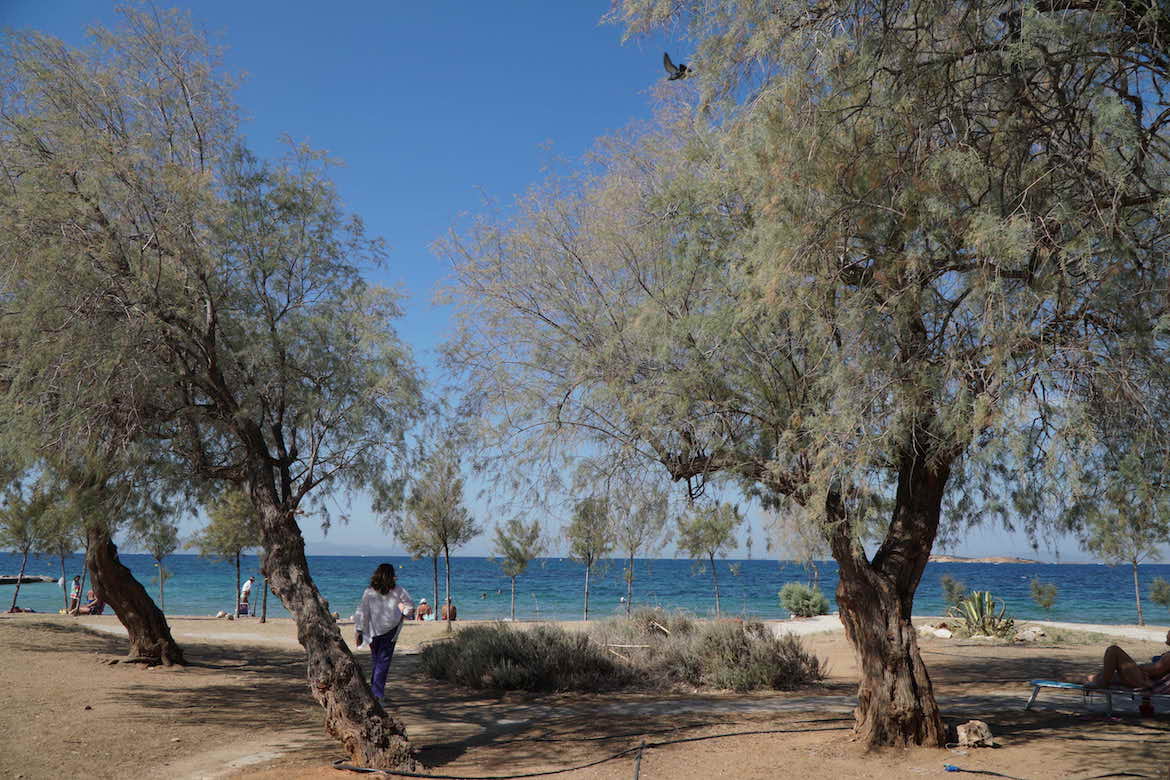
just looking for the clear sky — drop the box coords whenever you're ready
[1,1,1108,561]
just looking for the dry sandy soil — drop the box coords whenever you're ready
[1,613,1168,780]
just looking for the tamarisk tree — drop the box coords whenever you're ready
[0,9,421,769]
[391,447,480,621]
[676,501,742,617]
[566,496,613,621]
[448,0,1170,748]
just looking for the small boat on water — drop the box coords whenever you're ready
[0,574,57,586]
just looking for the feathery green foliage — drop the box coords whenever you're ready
[676,501,742,616]
[940,575,970,609]
[778,582,830,618]
[566,495,613,620]
[0,478,51,611]
[141,519,179,612]
[392,446,480,613]
[493,516,544,621]
[1029,578,1058,614]
[1076,449,1170,626]
[447,0,1170,744]
[1150,578,1170,614]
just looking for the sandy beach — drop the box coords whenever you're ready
[1,612,1167,780]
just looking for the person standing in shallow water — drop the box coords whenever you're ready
[354,563,414,705]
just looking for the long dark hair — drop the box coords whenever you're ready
[370,563,397,595]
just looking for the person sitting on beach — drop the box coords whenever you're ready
[441,598,457,621]
[76,590,105,616]
[1086,630,1170,689]
[414,598,432,620]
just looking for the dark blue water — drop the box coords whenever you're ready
[2,552,1168,626]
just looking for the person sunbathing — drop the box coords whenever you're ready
[1086,630,1170,689]
[75,590,105,616]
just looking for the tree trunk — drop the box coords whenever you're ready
[158,559,165,613]
[249,487,414,771]
[827,448,949,748]
[443,543,452,630]
[625,553,634,616]
[709,552,721,617]
[583,562,591,621]
[78,537,90,612]
[9,547,29,611]
[431,554,439,610]
[510,576,516,621]
[234,551,241,619]
[1132,559,1144,626]
[85,522,186,665]
[260,568,269,624]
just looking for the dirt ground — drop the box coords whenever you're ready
[1,614,1168,780]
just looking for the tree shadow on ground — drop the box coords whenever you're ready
[923,641,1170,779]
[0,618,132,656]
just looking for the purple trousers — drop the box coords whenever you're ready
[369,626,401,701]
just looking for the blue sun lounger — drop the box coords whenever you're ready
[1025,678,1170,715]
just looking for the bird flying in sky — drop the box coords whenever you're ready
[663,52,689,81]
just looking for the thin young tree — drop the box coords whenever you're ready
[675,501,742,617]
[0,480,48,611]
[493,516,544,621]
[189,490,258,619]
[612,488,670,617]
[0,10,422,767]
[36,493,83,614]
[1079,454,1170,626]
[566,496,613,621]
[394,449,480,625]
[139,519,180,614]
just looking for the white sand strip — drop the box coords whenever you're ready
[1021,620,1169,644]
[768,614,1169,645]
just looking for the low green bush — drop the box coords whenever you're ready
[420,611,826,694]
[595,610,825,692]
[778,583,830,617]
[418,624,635,692]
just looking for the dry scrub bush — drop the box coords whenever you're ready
[419,610,824,694]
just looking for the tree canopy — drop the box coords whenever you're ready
[446,0,1170,748]
[0,8,422,768]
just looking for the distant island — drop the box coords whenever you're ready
[929,554,1041,564]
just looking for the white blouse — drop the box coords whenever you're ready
[354,584,415,639]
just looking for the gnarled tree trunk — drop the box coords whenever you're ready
[85,523,186,665]
[249,485,414,771]
[828,449,950,748]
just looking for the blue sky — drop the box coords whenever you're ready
[2,2,1097,561]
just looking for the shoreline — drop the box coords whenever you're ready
[70,612,1170,646]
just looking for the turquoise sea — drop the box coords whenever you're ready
[2,552,1169,626]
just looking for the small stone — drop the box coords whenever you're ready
[84,705,92,710]
[170,737,181,742]
[956,719,996,748]
[933,628,953,639]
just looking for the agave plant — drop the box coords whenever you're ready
[947,591,1016,639]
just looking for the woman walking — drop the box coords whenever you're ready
[354,563,415,705]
